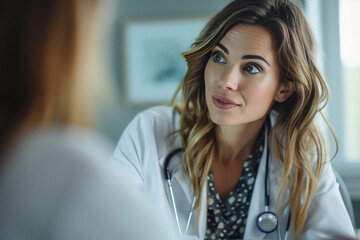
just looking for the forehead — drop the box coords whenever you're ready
[219,24,277,61]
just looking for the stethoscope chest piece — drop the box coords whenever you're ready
[256,211,278,233]
[254,116,279,235]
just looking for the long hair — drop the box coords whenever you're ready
[0,0,100,158]
[171,0,337,237]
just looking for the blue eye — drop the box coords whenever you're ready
[244,64,260,74]
[212,52,226,63]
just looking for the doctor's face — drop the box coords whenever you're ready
[204,24,281,126]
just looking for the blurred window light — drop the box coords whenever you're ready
[340,0,360,162]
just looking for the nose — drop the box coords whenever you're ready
[218,63,242,91]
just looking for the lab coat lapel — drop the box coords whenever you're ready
[171,158,208,239]
[244,134,267,240]
[161,152,194,204]
[159,151,202,237]
[197,179,208,240]
[268,152,291,240]
[244,123,291,240]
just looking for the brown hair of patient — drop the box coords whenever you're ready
[0,0,100,158]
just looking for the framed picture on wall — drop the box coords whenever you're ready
[123,17,208,104]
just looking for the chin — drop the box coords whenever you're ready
[209,115,236,126]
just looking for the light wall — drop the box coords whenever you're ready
[97,0,231,143]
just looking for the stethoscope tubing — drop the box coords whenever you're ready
[185,197,196,234]
[264,116,271,207]
[167,178,182,234]
[164,147,191,235]
[164,148,183,180]
[163,116,291,239]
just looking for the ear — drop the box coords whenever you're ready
[274,80,295,103]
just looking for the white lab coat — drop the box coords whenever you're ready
[112,106,356,240]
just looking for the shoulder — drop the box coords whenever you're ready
[112,106,181,177]
[132,105,178,129]
[121,105,179,145]
[8,127,114,166]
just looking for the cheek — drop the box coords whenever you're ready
[246,76,279,95]
[247,78,279,102]
[204,61,215,92]
[204,61,212,85]
[204,62,217,109]
[204,67,209,87]
[204,61,222,89]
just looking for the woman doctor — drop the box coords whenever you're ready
[112,0,356,239]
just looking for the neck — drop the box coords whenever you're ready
[214,117,266,165]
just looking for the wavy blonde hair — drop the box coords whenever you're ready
[170,0,337,237]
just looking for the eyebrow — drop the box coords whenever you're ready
[242,55,271,66]
[216,43,229,54]
[216,43,271,66]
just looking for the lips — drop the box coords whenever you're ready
[212,95,240,110]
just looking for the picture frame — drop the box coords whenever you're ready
[123,17,208,104]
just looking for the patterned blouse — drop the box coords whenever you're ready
[205,130,265,240]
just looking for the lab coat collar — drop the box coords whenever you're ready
[244,123,268,240]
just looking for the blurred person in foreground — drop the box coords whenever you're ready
[0,0,177,239]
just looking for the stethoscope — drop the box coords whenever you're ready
[255,117,291,240]
[163,117,291,239]
[163,147,195,236]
